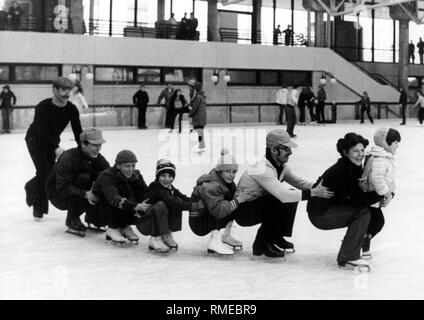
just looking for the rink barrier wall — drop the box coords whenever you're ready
[1,102,406,131]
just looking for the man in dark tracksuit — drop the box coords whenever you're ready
[46,128,110,236]
[25,77,82,219]
[0,85,16,133]
[399,88,408,125]
[133,85,150,129]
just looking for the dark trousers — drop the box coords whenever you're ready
[308,103,316,122]
[1,108,12,131]
[367,207,385,238]
[136,201,182,236]
[164,105,173,128]
[137,104,147,128]
[410,53,415,63]
[278,104,286,124]
[360,106,374,124]
[419,108,424,124]
[316,101,326,123]
[285,105,297,136]
[298,102,306,123]
[170,108,189,131]
[25,136,56,214]
[401,103,407,124]
[308,205,371,262]
[420,52,424,64]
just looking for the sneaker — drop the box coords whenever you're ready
[120,225,139,242]
[149,236,170,253]
[162,233,178,249]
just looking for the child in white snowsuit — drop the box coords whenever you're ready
[360,127,401,257]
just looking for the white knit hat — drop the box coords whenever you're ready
[373,127,390,151]
[215,148,238,172]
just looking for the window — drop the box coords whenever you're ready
[0,65,10,82]
[95,66,134,84]
[14,65,60,82]
[280,71,311,86]
[163,67,201,83]
[228,69,257,84]
[259,70,279,85]
[137,68,161,83]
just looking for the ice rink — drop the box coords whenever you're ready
[1,120,423,300]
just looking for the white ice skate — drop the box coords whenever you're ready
[207,230,234,256]
[338,258,370,272]
[148,236,170,253]
[105,228,126,244]
[120,225,139,245]
[222,223,243,251]
[162,233,178,250]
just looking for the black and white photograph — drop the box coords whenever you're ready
[1,0,424,305]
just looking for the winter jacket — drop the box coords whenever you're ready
[276,88,288,105]
[170,94,188,112]
[190,169,239,219]
[367,146,396,196]
[92,167,148,213]
[307,157,383,215]
[142,181,192,211]
[317,87,326,102]
[236,154,314,204]
[287,88,299,107]
[413,94,424,108]
[133,90,149,106]
[0,91,16,109]
[157,88,174,107]
[189,91,207,127]
[46,147,110,202]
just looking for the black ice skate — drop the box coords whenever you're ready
[338,259,370,273]
[65,217,87,237]
[273,237,295,253]
[361,234,372,260]
[86,223,107,233]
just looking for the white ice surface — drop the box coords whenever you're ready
[1,121,423,300]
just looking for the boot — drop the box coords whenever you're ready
[162,233,178,250]
[120,225,139,243]
[274,237,295,253]
[105,228,126,243]
[148,236,170,253]
[253,242,285,258]
[65,216,86,237]
[338,258,370,272]
[207,230,233,255]
[222,222,242,250]
[361,234,372,259]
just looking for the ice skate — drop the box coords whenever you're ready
[361,234,372,260]
[162,233,178,250]
[222,224,242,251]
[105,228,126,244]
[148,236,170,253]
[207,230,234,256]
[65,217,87,238]
[120,225,139,245]
[32,208,44,221]
[338,258,370,273]
[86,223,106,233]
[274,237,295,253]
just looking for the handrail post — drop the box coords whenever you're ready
[332,103,336,123]
[130,105,133,127]
[229,105,232,124]
[258,104,261,123]
[385,104,388,119]
[377,104,381,119]
[93,105,96,127]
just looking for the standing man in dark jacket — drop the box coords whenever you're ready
[133,84,149,129]
[409,41,415,64]
[46,128,110,236]
[189,81,207,152]
[7,1,23,30]
[0,85,16,133]
[316,84,326,124]
[359,91,374,124]
[157,84,174,128]
[25,77,83,220]
[399,88,408,125]
[417,38,424,64]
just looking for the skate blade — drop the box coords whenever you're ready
[66,229,86,237]
[148,246,170,254]
[207,249,234,258]
[361,253,373,260]
[87,224,106,233]
[105,235,126,245]
[338,264,370,273]
[223,242,243,251]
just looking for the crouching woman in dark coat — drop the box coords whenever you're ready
[307,133,383,270]
[92,150,152,245]
[136,158,192,253]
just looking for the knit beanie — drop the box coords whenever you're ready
[156,158,176,179]
[115,150,138,164]
[373,127,400,151]
[215,148,238,172]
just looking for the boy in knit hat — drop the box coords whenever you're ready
[359,127,401,258]
[189,148,251,255]
[136,158,192,253]
[93,150,151,244]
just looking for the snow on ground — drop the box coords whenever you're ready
[0,120,423,300]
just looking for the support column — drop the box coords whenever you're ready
[89,0,94,34]
[398,19,409,91]
[326,12,331,48]
[252,0,261,44]
[70,0,84,34]
[315,12,325,47]
[207,0,220,42]
[307,9,311,46]
[157,0,165,21]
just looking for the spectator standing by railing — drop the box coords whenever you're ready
[359,91,374,124]
[417,38,424,64]
[133,84,149,129]
[7,1,23,31]
[316,84,326,124]
[409,41,415,64]
[286,84,299,138]
[297,86,309,126]
[283,25,293,46]
[177,12,189,39]
[186,12,198,40]
[399,88,408,125]
[413,91,424,126]
[157,84,175,129]
[273,24,281,45]
[0,85,16,133]
[276,84,288,125]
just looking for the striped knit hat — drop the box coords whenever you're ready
[156,158,176,178]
